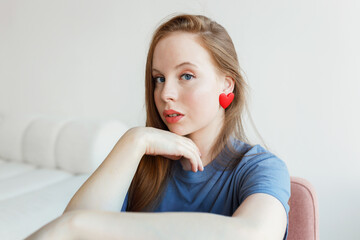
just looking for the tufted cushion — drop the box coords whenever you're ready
[23,117,69,168]
[0,115,128,174]
[0,160,35,180]
[55,119,128,173]
[0,167,72,201]
[0,115,37,162]
[0,173,90,240]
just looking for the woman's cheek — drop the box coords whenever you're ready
[188,91,215,115]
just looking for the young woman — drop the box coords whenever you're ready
[26,14,290,240]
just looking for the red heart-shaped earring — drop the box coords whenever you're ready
[219,92,234,109]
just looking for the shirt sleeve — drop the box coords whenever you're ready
[120,191,128,212]
[236,146,291,240]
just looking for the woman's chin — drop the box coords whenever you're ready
[168,127,189,136]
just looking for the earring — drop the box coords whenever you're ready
[219,93,234,109]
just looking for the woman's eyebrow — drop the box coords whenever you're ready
[174,62,198,69]
[152,62,198,73]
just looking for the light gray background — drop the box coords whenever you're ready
[1,0,359,239]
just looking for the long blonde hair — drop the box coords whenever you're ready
[126,13,263,212]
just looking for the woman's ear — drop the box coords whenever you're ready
[222,76,235,93]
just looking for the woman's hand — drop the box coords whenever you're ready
[129,127,203,172]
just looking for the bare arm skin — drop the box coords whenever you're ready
[63,126,203,213]
[71,210,252,240]
[66,193,286,240]
[25,210,248,240]
[25,193,286,240]
[63,127,146,213]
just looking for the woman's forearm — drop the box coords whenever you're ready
[72,210,253,240]
[63,128,146,213]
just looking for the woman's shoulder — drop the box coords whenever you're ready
[230,138,270,157]
[230,139,291,220]
[230,138,288,172]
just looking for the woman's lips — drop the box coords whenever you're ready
[163,109,184,124]
[165,114,184,123]
[163,109,183,117]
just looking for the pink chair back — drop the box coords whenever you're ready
[288,177,319,240]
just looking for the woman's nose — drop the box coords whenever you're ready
[160,79,178,102]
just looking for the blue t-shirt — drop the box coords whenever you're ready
[121,138,291,240]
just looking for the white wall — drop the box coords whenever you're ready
[1,0,359,239]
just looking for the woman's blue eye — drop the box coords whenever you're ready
[181,73,194,80]
[153,74,193,83]
[153,76,165,83]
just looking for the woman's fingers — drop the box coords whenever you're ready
[142,127,203,172]
[187,146,202,172]
[163,143,202,172]
[172,143,197,172]
[182,138,203,171]
[179,157,192,171]
[161,154,182,160]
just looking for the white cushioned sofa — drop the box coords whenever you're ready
[0,114,128,240]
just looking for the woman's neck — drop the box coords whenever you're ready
[186,110,225,167]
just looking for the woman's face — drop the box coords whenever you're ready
[152,32,231,137]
